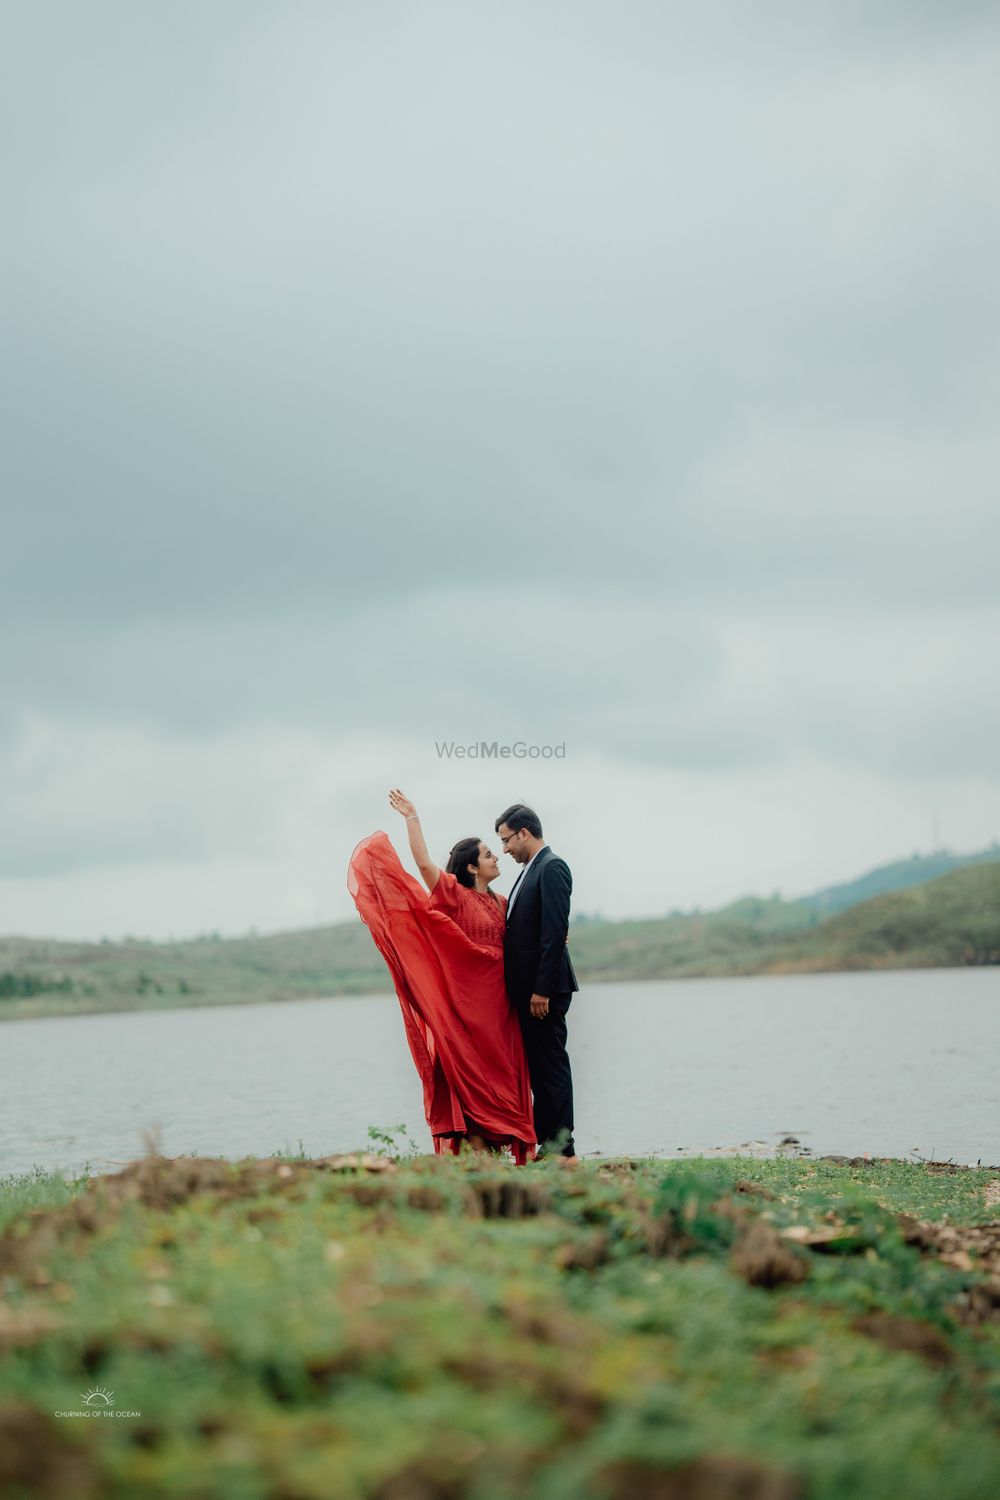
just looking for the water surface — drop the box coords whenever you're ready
[2,968,997,1178]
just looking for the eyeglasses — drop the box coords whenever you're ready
[499,831,521,847]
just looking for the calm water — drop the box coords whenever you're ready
[2,968,998,1179]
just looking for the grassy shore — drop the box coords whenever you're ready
[2,864,999,1024]
[1,1150,998,1498]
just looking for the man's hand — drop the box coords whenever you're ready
[530,993,549,1019]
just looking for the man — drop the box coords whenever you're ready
[495,802,579,1160]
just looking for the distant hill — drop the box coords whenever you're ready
[1,859,997,1022]
[797,844,1000,918]
[780,863,1000,973]
[572,843,1000,932]
[0,923,386,1022]
[567,864,1000,982]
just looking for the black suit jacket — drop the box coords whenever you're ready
[503,845,579,1007]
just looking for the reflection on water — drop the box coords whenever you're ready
[1,967,998,1178]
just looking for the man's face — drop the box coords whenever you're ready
[498,824,529,865]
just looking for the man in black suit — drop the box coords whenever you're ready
[495,802,579,1160]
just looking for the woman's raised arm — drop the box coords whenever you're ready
[388,788,441,891]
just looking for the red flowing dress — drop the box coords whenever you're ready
[347,832,536,1163]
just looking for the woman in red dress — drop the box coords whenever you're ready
[347,789,536,1163]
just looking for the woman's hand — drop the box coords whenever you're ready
[391,789,439,891]
[389,788,417,820]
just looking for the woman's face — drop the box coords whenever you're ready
[472,841,501,884]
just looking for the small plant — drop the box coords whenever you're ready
[367,1123,420,1158]
[652,1165,739,1251]
[274,1139,310,1161]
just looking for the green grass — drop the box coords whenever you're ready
[2,864,998,1023]
[0,1153,998,1498]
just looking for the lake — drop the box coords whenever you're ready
[2,968,998,1179]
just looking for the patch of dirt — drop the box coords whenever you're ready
[0,1149,401,1282]
[553,1229,611,1271]
[403,1185,450,1213]
[731,1220,809,1289]
[898,1214,1000,1271]
[851,1312,954,1367]
[896,1213,1000,1325]
[754,1344,818,1371]
[370,1462,468,1500]
[732,1180,777,1201]
[469,1178,550,1220]
[500,1292,589,1349]
[822,1158,1000,1173]
[917,1161,1000,1174]
[336,1179,398,1209]
[597,1454,803,1500]
[0,1301,64,1352]
[0,1404,98,1498]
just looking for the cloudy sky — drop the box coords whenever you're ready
[3,1,999,940]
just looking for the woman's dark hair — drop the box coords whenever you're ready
[447,836,484,889]
[494,803,543,839]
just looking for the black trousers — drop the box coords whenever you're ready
[517,993,575,1157]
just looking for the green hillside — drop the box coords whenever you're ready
[569,864,1000,981]
[773,862,1000,973]
[0,922,387,1021]
[1,865,997,1023]
[799,843,1000,918]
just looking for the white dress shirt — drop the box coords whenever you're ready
[506,845,546,916]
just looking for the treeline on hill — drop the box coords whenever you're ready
[569,863,1000,981]
[1,862,998,1022]
[793,842,1000,917]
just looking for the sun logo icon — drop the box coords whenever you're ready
[81,1386,115,1407]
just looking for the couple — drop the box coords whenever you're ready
[348,796,578,1163]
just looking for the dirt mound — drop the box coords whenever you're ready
[851,1312,954,1367]
[730,1220,809,1288]
[0,1149,398,1283]
[598,1454,803,1500]
[0,1404,97,1498]
[897,1212,1000,1324]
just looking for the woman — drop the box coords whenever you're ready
[347,789,536,1163]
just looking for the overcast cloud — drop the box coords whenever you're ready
[2,2,998,938]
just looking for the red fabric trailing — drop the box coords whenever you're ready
[348,831,536,1164]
